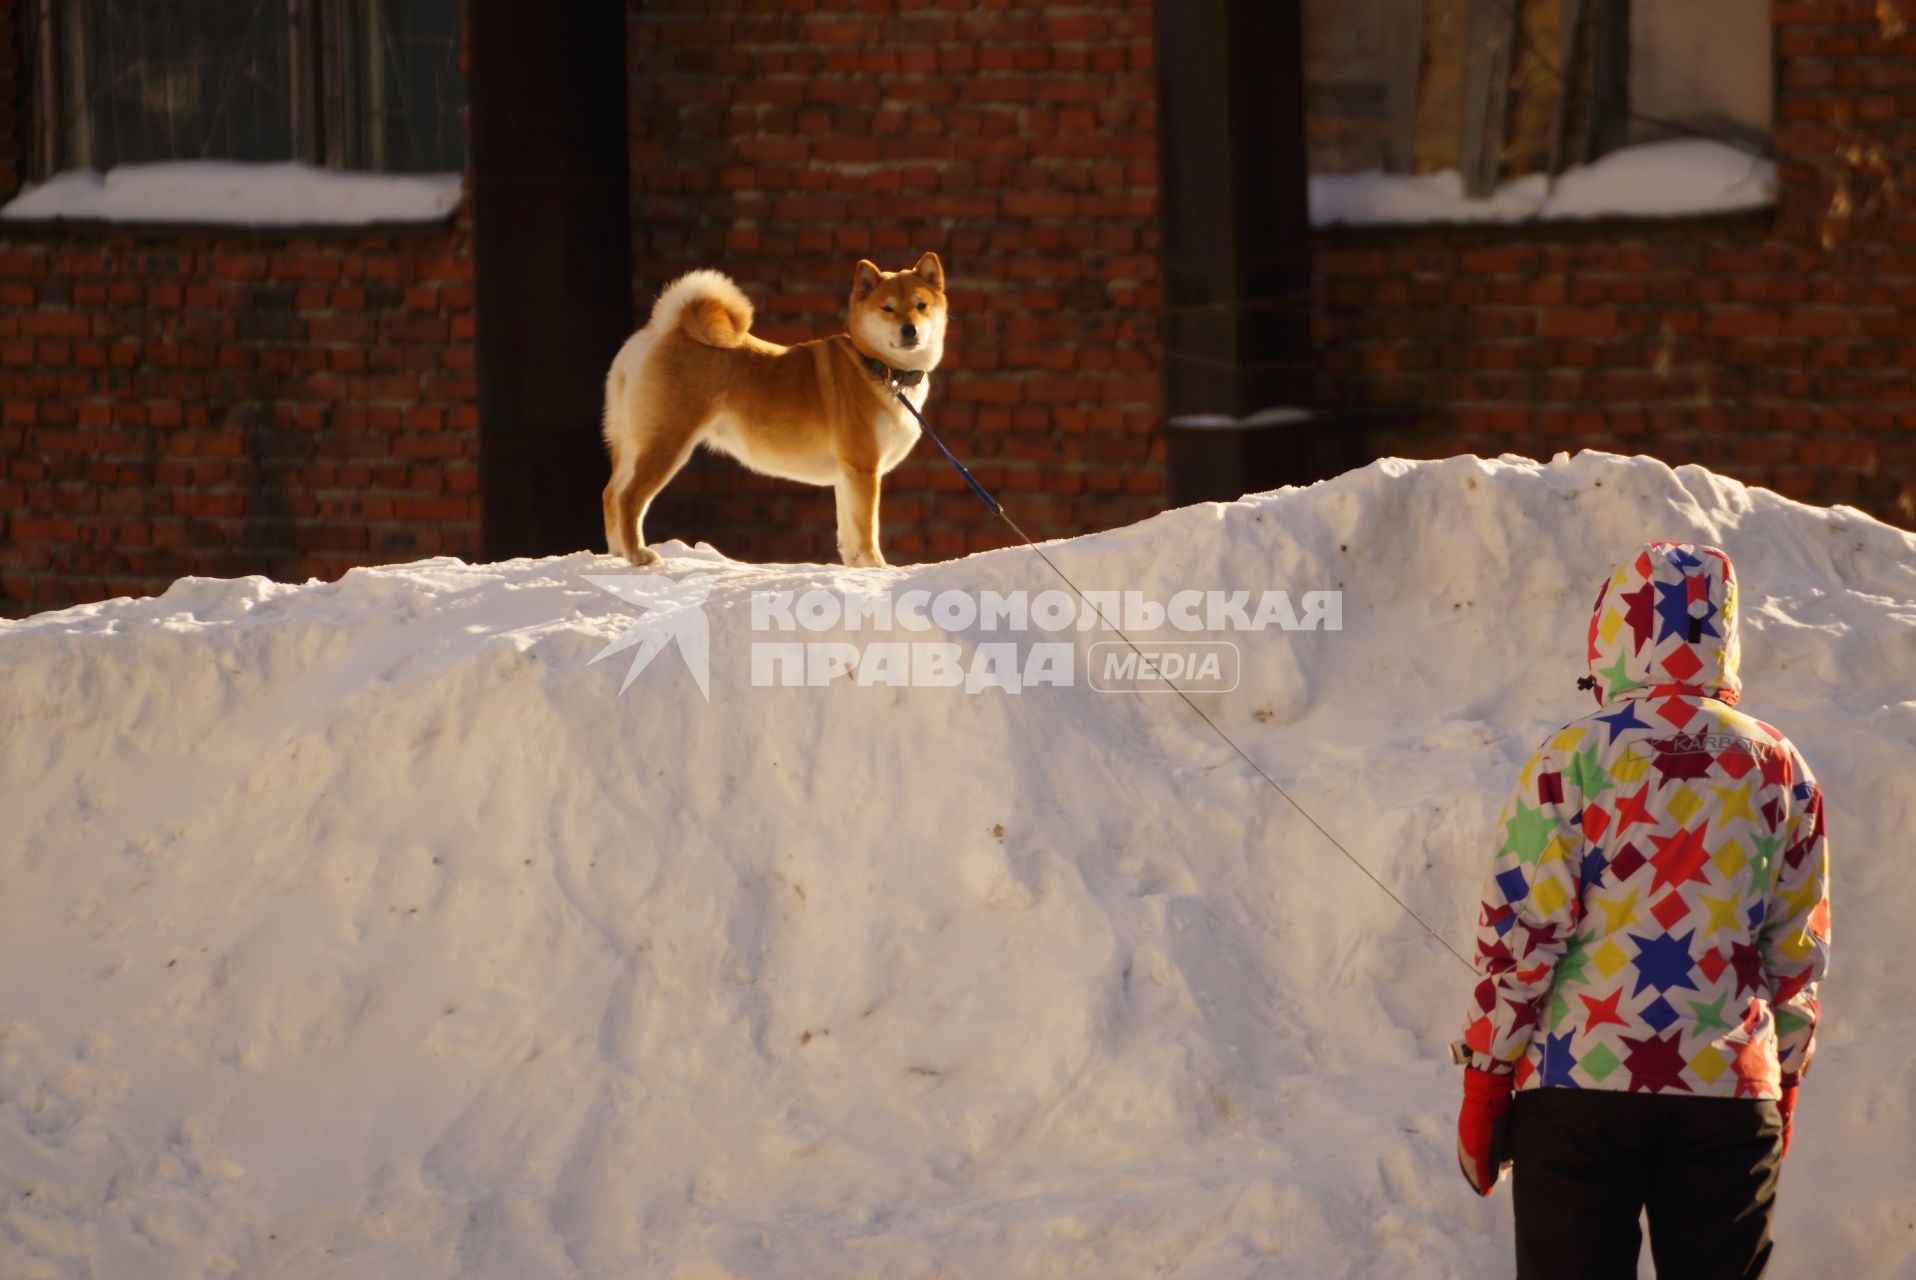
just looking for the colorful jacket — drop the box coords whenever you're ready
[1461,543,1830,1098]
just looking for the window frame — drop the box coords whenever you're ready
[21,0,464,183]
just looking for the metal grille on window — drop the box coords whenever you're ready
[25,0,464,178]
[317,0,464,173]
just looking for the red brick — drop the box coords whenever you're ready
[20,313,89,338]
[1541,308,1620,339]
[0,253,47,280]
[210,253,270,281]
[1704,309,1784,338]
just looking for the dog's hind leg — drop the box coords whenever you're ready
[602,439,629,558]
[615,410,705,567]
[834,467,886,568]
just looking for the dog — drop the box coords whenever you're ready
[601,253,948,568]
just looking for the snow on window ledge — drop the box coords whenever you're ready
[0,161,463,230]
[1309,139,1775,229]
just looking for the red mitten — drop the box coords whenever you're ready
[1777,1073,1800,1159]
[1457,1066,1514,1195]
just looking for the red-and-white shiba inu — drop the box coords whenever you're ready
[601,253,948,568]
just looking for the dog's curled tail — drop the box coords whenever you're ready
[649,269,754,348]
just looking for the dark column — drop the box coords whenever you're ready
[468,0,632,560]
[1154,0,1322,503]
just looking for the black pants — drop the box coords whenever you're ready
[1510,1088,1783,1280]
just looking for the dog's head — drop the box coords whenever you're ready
[850,253,947,373]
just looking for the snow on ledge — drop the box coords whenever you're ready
[1310,138,1774,228]
[1167,406,1314,431]
[0,161,463,228]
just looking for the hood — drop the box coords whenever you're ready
[1585,542,1742,706]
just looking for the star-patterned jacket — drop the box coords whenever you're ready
[1461,542,1830,1098]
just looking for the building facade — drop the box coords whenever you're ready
[1,0,1909,617]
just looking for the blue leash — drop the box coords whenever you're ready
[891,386,1475,975]
[893,389,1001,516]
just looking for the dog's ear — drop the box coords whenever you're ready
[912,252,944,293]
[853,260,883,299]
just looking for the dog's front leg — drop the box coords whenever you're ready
[834,467,886,568]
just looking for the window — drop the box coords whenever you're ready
[1626,0,1772,154]
[1302,0,1774,222]
[23,0,464,179]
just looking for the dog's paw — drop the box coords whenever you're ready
[840,547,887,569]
[625,545,662,567]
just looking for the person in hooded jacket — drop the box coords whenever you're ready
[1454,542,1830,1280]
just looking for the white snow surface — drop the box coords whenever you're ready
[1310,139,1776,227]
[0,162,463,227]
[3,452,1913,1280]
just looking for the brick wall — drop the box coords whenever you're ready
[0,0,479,619]
[0,223,480,616]
[1313,1,1916,528]
[625,0,1165,565]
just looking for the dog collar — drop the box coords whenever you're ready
[861,354,924,388]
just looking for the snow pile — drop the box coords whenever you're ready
[0,162,462,228]
[3,452,1913,1280]
[1310,138,1775,227]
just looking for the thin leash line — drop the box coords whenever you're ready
[893,387,1478,976]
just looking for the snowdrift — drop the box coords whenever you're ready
[3,452,1913,1280]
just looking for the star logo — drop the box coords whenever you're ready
[1596,697,1650,741]
[1711,780,1761,826]
[1648,824,1713,893]
[1500,798,1557,864]
[1621,581,1656,650]
[1692,889,1743,939]
[1564,743,1612,803]
[1619,1029,1694,1094]
[1611,786,1656,836]
[1540,1031,1578,1087]
[1687,990,1734,1035]
[1594,887,1642,934]
[1579,987,1632,1034]
[1625,928,1700,996]
[585,574,717,699]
